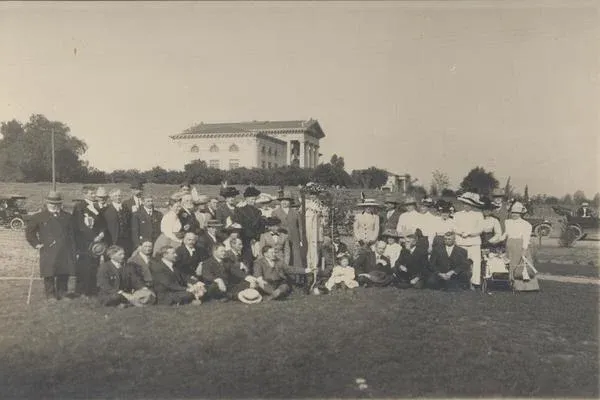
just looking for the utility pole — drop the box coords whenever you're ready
[51,128,56,191]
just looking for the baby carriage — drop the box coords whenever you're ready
[481,250,512,292]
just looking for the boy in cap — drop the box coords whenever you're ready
[25,191,78,301]
[259,216,290,265]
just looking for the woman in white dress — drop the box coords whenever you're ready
[353,199,381,245]
[153,198,184,257]
[304,193,327,270]
[453,192,485,288]
[502,201,539,291]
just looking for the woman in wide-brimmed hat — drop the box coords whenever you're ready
[216,186,240,226]
[501,201,539,292]
[233,186,264,270]
[353,199,381,245]
[453,192,485,289]
[153,197,184,258]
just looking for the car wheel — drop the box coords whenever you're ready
[535,224,552,237]
[566,225,583,241]
[10,217,24,231]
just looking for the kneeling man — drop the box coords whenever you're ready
[150,246,203,305]
[97,245,155,307]
[427,231,471,290]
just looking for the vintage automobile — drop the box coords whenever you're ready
[0,195,28,230]
[524,216,553,238]
[552,205,599,241]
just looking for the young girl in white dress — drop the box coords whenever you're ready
[325,253,359,291]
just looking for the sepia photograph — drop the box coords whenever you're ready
[0,0,598,398]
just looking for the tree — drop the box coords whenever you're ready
[573,190,586,205]
[524,185,529,203]
[459,167,499,196]
[330,154,345,170]
[561,194,573,205]
[504,176,513,199]
[544,196,559,205]
[350,167,388,189]
[312,163,353,187]
[592,193,600,207]
[441,188,456,197]
[407,185,427,200]
[0,115,89,182]
[430,170,450,197]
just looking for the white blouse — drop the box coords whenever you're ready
[504,219,532,250]
[433,216,456,236]
[161,210,183,242]
[482,216,503,243]
[396,210,421,235]
[452,210,484,246]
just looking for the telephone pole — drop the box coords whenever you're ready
[51,128,56,191]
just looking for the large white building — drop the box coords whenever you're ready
[170,119,326,170]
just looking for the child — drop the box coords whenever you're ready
[258,216,290,265]
[381,229,402,267]
[325,252,358,292]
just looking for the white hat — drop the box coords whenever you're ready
[457,192,484,208]
[509,201,527,214]
[256,193,276,204]
[95,187,108,198]
[356,198,381,208]
[582,202,589,206]
[237,288,262,304]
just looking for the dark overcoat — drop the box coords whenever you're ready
[131,207,163,249]
[25,208,77,277]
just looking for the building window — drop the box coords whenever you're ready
[190,145,199,153]
[261,146,266,154]
[274,149,278,157]
[268,147,272,156]
[261,161,266,169]
[268,162,272,169]
[229,144,239,152]
[229,159,240,169]
[209,159,220,169]
[209,145,219,153]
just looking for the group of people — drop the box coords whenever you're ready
[351,189,539,292]
[24,181,539,307]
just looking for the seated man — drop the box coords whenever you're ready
[393,230,430,288]
[253,245,310,300]
[149,245,203,306]
[427,231,472,290]
[175,232,202,278]
[97,245,155,307]
[127,240,154,288]
[224,237,250,274]
[201,243,256,301]
[197,219,222,261]
[354,240,393,287]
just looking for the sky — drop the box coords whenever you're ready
[0,0,598,197]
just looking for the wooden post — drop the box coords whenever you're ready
[300,189,307,268]
[51,128,56,191]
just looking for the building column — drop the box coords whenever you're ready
[314,145,319,167]
[308,144,313,168]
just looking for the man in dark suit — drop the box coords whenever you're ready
[427,231,471,290]
[122,181,144,214]
[393,230,430,288]
[97,245,155,307]
[25,191,77,301]
[175,232,202,278]
[127,240,154,288]
[131,195,163,250]
[205,197,219,221]
[271,191,303,270]
[223,237,249,275]
[149,246,200,306]
[102,189,133,257]
[71,185,96,221]
[216,186,239,226]
[201,243,253,301]
[197,219,222,262]
[380,194,402,234]
[179,193,202,235]
[72,188,108,297]
[354,240,393,287]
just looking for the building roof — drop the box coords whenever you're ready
[170,119,325,140]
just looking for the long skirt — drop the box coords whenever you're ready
[153,234,182,258]
[462,245,481,286]
[506,238,539,292]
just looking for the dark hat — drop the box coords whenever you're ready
[435,199,453,213]
[265,216,282,227]
[220,186,240,198]
[278,191,294,201]
[366,270,393,286]
[130,181,144,190]
[206,219,223,228]
[381,229,401,238]
[243,186,261,198]
[46,191,63,204]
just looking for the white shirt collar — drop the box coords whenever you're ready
[139,253,149,264]
[445,245,454,253]
[112,202,121,211]
[162,259,174,271]
[111,260,122,269]
[186,246,195,255]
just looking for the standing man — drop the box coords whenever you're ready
[453,192,485,289]
[71,185,96,221]
[272,191,303,270]
[103,189,133,258]
[491,188,509,232]
[216,186,239,227]
[380,193,402,233]
[205,196,219,221]
[131,194,163,251]
[179,194,201,235]
[25,191,77,301]
[122,181,144,214]
[233,186,264,271]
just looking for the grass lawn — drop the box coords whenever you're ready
[0,279,597,399]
